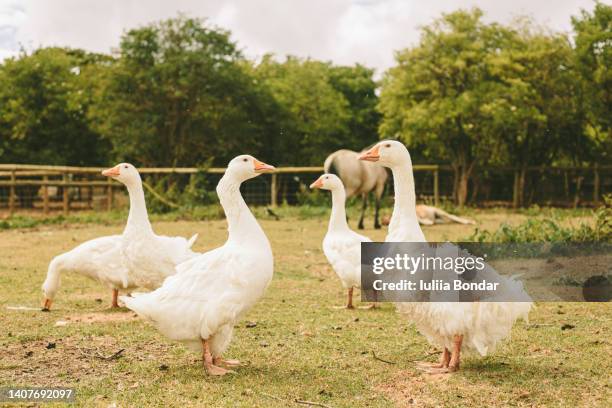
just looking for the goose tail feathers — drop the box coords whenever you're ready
[187,233,199,248]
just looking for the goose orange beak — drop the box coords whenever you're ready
[42,298,52,311]
[359,145,380,162]
[253,159,275,173]
[310,178,324,189]
[102,166,120,177]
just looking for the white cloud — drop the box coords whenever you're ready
[0,0,597,70]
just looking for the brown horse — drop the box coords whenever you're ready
[324,149,388,229]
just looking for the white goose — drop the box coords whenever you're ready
[360,141,532,373]
[41,163,199,311]
[121,155,275,376]
[41,235,130,310]
[101,163,199,290]
[310,173,373,309]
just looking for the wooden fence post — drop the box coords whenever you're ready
[512,170,519,209]
[106,179,113,211]
[433,167,440,207]
[43,175,49,214]
[88,182,93,209]
[8,170,16,215]
[62,173,69,215]
[270,173,278,207]
[593,165,600,204]
[573,175,583,208]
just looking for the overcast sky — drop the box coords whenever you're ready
[0,0,599,73]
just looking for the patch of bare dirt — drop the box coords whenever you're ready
[57,311,140,325]
[305,262,335,280]
[0,335,174,387]
[0,335,125,387]
[376,369,447,407]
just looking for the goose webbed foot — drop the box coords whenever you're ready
[206,363,234,376]
[416,348,450,370]
[358,303,378,309]
[419,337,462,374]
[214,357,241,368]
[202,338,234,376]
[421,365,459,374]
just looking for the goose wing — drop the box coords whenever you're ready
[122,244,257,342]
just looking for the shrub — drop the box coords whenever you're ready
[468,195,611,243]
[142,160,218,213]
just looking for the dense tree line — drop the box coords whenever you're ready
[379,4,610,205]
[0,4,609,203]
[0,17,378,167]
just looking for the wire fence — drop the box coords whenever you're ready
[0,164,609,215]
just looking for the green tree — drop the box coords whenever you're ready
[328,64,380,150]
[481,23,585,205]
[572,1,612,162]
[379,9,509,205]
[0,48,110,165]
[91,16,278,167]
[253,56,351,165]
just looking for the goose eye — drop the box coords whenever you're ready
[384,143,391,148]
[124,165,128,169]
[325,177,329,179]
[243,158,248,162]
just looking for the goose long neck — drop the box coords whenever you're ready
[391,164,418,218]
[328,188,349,232]
[125,181,152,233]
[389,162,424,240]
[42,257,63,298]
[217,174,263,243]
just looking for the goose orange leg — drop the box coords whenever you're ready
[111,289,119,308]
[447,334,463,371]
[347,287,354,309]
[202,339,232,376]
[423,335,463,374]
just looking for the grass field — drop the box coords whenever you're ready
[0,208,610,407]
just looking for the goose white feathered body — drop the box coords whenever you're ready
[323,230,371,289]
[382,145,532,356]
[120,229,199,290]
[398,293,531,356]
[42,163,200,308]
[319,176,372,290]
[121,164,274,357]
[123,239,272,355]
[42,235,133,301]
